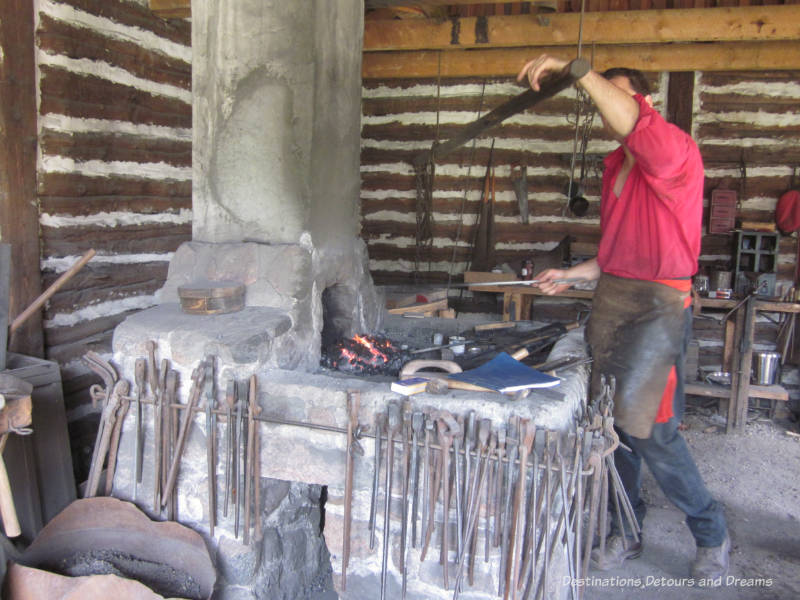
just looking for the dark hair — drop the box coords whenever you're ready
[601,67,651,97]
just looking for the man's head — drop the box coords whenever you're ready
[601,67,651,97]
[598,67,653,140]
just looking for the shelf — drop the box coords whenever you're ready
[685,382,788,401]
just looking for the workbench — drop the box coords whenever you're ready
[464,271,593,321]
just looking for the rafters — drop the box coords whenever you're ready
[362,40,800,78]
[364,6,800,50]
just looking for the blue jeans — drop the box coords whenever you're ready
[612,308,728,548]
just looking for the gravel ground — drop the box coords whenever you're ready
[584,405,800,600]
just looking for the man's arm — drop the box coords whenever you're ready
[517,55,639,139]
[534,257,600,296]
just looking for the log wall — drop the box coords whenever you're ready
[33,0,191,432]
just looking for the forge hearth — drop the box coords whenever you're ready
[322,334,409,376]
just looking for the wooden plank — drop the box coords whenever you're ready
[364,6,800,51]
[0,0,43,357]
[363,41,800,79]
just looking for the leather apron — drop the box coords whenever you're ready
[586,273,690,439]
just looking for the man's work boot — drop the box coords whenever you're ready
[690,535,730,583]
[590,535,643,571]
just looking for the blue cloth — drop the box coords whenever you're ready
[611,307,728,548]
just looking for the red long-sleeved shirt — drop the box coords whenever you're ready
[597,94,704,281]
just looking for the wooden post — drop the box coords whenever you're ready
[734,296,757,432]
[667,71,695,135]
[0,0,43,357]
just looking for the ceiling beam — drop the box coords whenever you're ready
[362,40,800,78]
[364,6,800,50]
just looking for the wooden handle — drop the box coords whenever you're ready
[10,249,96,335]
[0,436,21,537]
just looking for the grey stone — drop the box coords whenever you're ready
[213,585,257,600]
[260,527,283,564]
[216,536,261,585]
[260,478,290,518]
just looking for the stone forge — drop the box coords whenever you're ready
[106,1,587,599]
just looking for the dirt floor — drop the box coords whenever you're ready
[585,400,800,600]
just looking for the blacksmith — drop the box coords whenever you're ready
[517,55,730,580]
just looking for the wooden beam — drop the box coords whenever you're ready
[363,40,800,78]
[149,0,189,18]
[0,0,44,356]
[364,6,800,50]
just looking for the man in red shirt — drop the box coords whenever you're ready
[518,55,729,580]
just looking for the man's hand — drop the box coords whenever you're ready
[516,55,569,92]
[534,268,573,296]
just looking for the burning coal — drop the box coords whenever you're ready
[322,334,408,376]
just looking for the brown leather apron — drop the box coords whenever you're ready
[586,273,690,439]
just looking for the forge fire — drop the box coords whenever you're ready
[323,334,409,375]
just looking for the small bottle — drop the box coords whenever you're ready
[523,259,534,281]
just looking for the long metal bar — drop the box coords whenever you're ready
[413,58,590,167]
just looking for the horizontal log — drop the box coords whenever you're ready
[362,122,588,143]
[701,146,800,166]
[703,178,796,199]
[367,241,580,266]
[53,0,191,46]
[40,129,191,168]
[38,172,191,198]
[361,172,579,195]
[360,196,578,218]
[699,71,800,86]
[361,146,579,170]
[362,218,600,243]
[41,196,190,217]
[41,222,190,256]
[699,93,800,114]
[38,14,191,91]
[363,41,800,79]
[696,122,800,140]
[370,270,459,287]
[43,311,135,348]
[43,262,169,314]
[364,6,800,51]
[40,66,190,129]
[45,328,116,368]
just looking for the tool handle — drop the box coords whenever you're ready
[10,249,95,335]
[0,435,20,538]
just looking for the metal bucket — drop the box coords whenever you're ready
[709,270,732,291]
[752,351,781,385]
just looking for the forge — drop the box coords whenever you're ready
[100,2,596,599]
